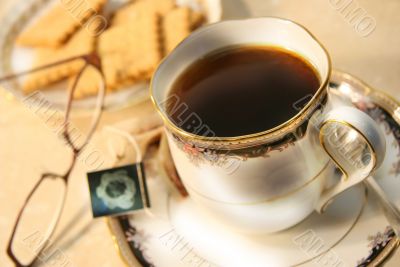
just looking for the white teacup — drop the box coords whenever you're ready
[151,17,386,233]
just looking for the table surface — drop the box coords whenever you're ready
[0,0,399,266]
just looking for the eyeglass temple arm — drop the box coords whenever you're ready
[0,55,86,83]
[63,53,105,153]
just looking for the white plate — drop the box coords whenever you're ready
[0,0,222,110]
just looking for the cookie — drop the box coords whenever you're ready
[163,7,191,54]
[149,0,176,15]
[70,66,103,99]
[22,28,95,93]
[112,0,174,25]
[72,11,161,97]
[190,10,205,30]
[17,0,106,47]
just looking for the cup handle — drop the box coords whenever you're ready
[316,106,386,213]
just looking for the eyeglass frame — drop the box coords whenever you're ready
[1,52,106,267]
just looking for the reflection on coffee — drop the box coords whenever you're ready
[167,45,320,137]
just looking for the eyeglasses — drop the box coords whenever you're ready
[1,52,106,267]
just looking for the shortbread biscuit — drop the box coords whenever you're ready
[102,13,160,82]
[23,28,95,93]
[70,66,103,99]
[163,7,191,54]
[149,0,176,15]
[72,11,161,97]
[17,0,106,47]
[190,10,205,29]
[112,0,174,25]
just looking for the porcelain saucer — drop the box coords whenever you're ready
[108,70,400,267]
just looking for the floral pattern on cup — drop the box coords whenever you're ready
[168,121,310,167]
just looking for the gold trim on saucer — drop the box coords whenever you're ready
[331,70,400,124]
[150,17,332,148]
[369,237,400,267]
[370,90,400,124]
[106,218,141,267]
[330,70,400,266]
[109,71,400,267]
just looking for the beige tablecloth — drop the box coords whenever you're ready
[1,0,400,266]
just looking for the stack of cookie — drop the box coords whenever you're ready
[16,0,205,99]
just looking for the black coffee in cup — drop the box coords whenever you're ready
[167,45,320,137]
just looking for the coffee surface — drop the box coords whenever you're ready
[167,45,320,137]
